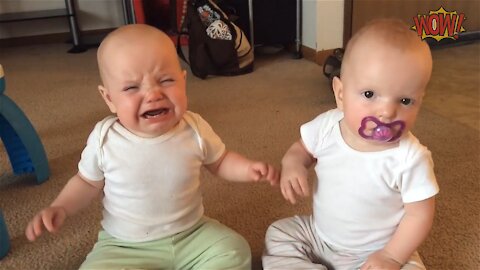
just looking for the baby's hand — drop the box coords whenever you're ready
[280,164,309,204]
[360,250,402,270]
[248,162,280,186]
[25,206,67,241]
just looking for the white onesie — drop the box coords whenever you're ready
[78,111,225,242]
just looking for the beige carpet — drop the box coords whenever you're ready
[0,41,478,270]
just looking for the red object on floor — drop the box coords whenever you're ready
[132,0,188,46]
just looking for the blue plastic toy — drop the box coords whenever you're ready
[0,210,9,259]
[0,64,49,183]
[0,64,50,259]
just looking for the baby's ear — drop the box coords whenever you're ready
[98,85,117,113]
[332,77,344,111]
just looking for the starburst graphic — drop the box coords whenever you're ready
[411,6,466,41]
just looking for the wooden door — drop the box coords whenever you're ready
[344,0,479,44]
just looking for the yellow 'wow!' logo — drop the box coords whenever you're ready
[411,7,466,41]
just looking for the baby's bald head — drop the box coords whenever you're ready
[341,19,432,80]
[97,24,181,85]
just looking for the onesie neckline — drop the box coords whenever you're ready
[111,118,188,144]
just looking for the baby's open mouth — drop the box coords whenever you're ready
[142,108,169,119]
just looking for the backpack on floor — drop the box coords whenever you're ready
[177,0,254,79]
[323,48,345,83]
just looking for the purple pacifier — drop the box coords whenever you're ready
[358,116,405,142]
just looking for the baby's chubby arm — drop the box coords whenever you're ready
[25,173,104,241]
[206,150,279,185]
[360,197,436,270]
[281,140,316,204]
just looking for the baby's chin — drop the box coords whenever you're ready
[365,136,401,149]
[350,135,400,152]
[121,121,178,138]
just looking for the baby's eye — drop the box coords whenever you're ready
[160,78,174,84]
[124,86,138,91]
[362,90,374,99]
[400,98,414,105]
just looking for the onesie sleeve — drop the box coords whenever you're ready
[190,113,226,165]
[77,120,106,181]
[300,109,342,156]
[399,144,439,203]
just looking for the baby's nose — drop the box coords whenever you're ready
[146,86,165,102]
[377,101,397,121]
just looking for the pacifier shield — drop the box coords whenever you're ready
[358,116,405,142]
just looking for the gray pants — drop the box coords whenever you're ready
[262,215,426,270]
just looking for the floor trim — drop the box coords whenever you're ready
[302,46,336,66]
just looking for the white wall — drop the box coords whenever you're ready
[316,0,344,50]
[0,0,343,52]
[302,0,318,49]
[302,0,344,51]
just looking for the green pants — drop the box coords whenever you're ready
[80,216,251,270]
